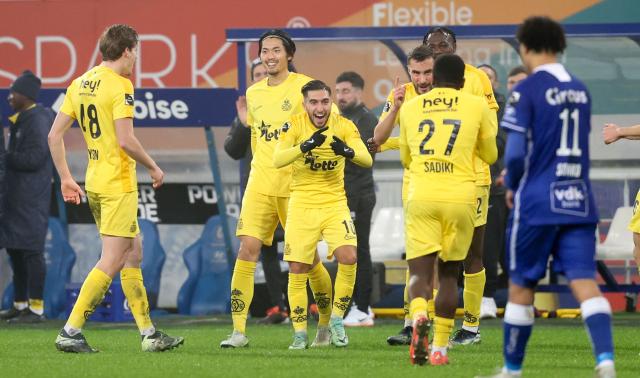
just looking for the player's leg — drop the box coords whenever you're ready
[497,221,554,376]
[452,186,489,346]
[431,202,476,365]
[634,233,640,278]
[122,235,184,352]
[629,193,640,276]
[481,192,506,319]
[559,224,614,376]
[283,206,321,350]
[407,254,435,365]
[222,192,278,347]
[56,192,129,353]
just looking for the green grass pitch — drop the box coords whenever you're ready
[0,315,637,377]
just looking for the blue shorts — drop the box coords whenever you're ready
[506,219,597,288]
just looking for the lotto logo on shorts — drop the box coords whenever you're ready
[284,243,291,255]
[237,218,243,230]
[130,222,137,233]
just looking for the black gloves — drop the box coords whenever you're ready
[330,136,355,159]
[300,126,328,153]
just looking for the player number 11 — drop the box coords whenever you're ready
[556,108,582,157]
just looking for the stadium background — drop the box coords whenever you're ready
[1,0,639,309]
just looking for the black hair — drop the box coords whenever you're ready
[336,71,365,89]
[301,79,332,98]
[477,64,498,80]
[516,16,566,54]
[407,45,435,65]
[433,54,465,87]
[258,29,296,58]
[250,58,263,81]
[508,65,527,78]
[422,26,457,45]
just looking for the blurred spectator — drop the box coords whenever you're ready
[507,65,528,91]
[335,71,378,327]
[224,58,288,324]
[0,70,53,323]
[476,63,507,319]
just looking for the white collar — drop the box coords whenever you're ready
[533,63,571,82]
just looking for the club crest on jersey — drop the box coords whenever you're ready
[125,94,134,106]
[259,120,280,141]
[304,152,338,171]
[281,98,292,111]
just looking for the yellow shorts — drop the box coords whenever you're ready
[629,189,640,233]
[87,191,139,238]
[284,205,357,265]
[475,185,490,227]
[236,190,288,246]
[405,200,475,262]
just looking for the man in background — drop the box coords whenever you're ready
[0,70,53,323]
[335,71,378,327]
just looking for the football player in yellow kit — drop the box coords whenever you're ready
[48,24,183,353]
[400,54,497,365]
[423,27,499,346]
[221,30,334,348]
[368,45,436,346]
[274,80,372,349]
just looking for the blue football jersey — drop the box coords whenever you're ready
[501,63,598,225]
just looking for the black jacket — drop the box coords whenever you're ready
[340,103,378,197]
[223,117,252,191]
[490,91,507,195]
[1,105,54,251]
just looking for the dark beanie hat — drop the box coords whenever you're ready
[10,70,42,101]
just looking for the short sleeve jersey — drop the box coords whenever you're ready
[500,63,598,225]
[60,65,136,194]
[245,72,313,197]
[399,87,496,204]
[462,64,499,186]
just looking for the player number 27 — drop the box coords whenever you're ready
[418,118,461,156]
[556,108,582,157]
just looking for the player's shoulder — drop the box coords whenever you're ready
[246,78,268,95]
[291,72,314,84]
[464,64,488,81]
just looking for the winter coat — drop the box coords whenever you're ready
[1,104,54,251]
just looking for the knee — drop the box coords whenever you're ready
[338,249,357,265]
[238,238,261,262]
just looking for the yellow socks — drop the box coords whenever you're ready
[403,269,411,327]
[230,259,256,334]
[288,272,309,333]
[308,263,333,327]
[121,268,154,335]
[409,297,428,322]
[29,299,44,316]
[428,288,438,321]
[332,263,357,318]
[433,316,455,349]
[66,268,112,331]
[463,269,486,331]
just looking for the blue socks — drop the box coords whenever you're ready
[502,302,534,373]
[581,297,614,366]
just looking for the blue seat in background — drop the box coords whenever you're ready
[2,217,76,319]
[139,219,165,309]
[178,216,238,315]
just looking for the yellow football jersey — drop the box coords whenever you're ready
[379,83,419,201]
[274,112,371,208]
[462,64,499,186]
[245,72,313,197]
[60,65,136,194]
[399,87,496,204]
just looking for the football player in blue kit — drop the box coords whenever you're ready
[485,16,615,378]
